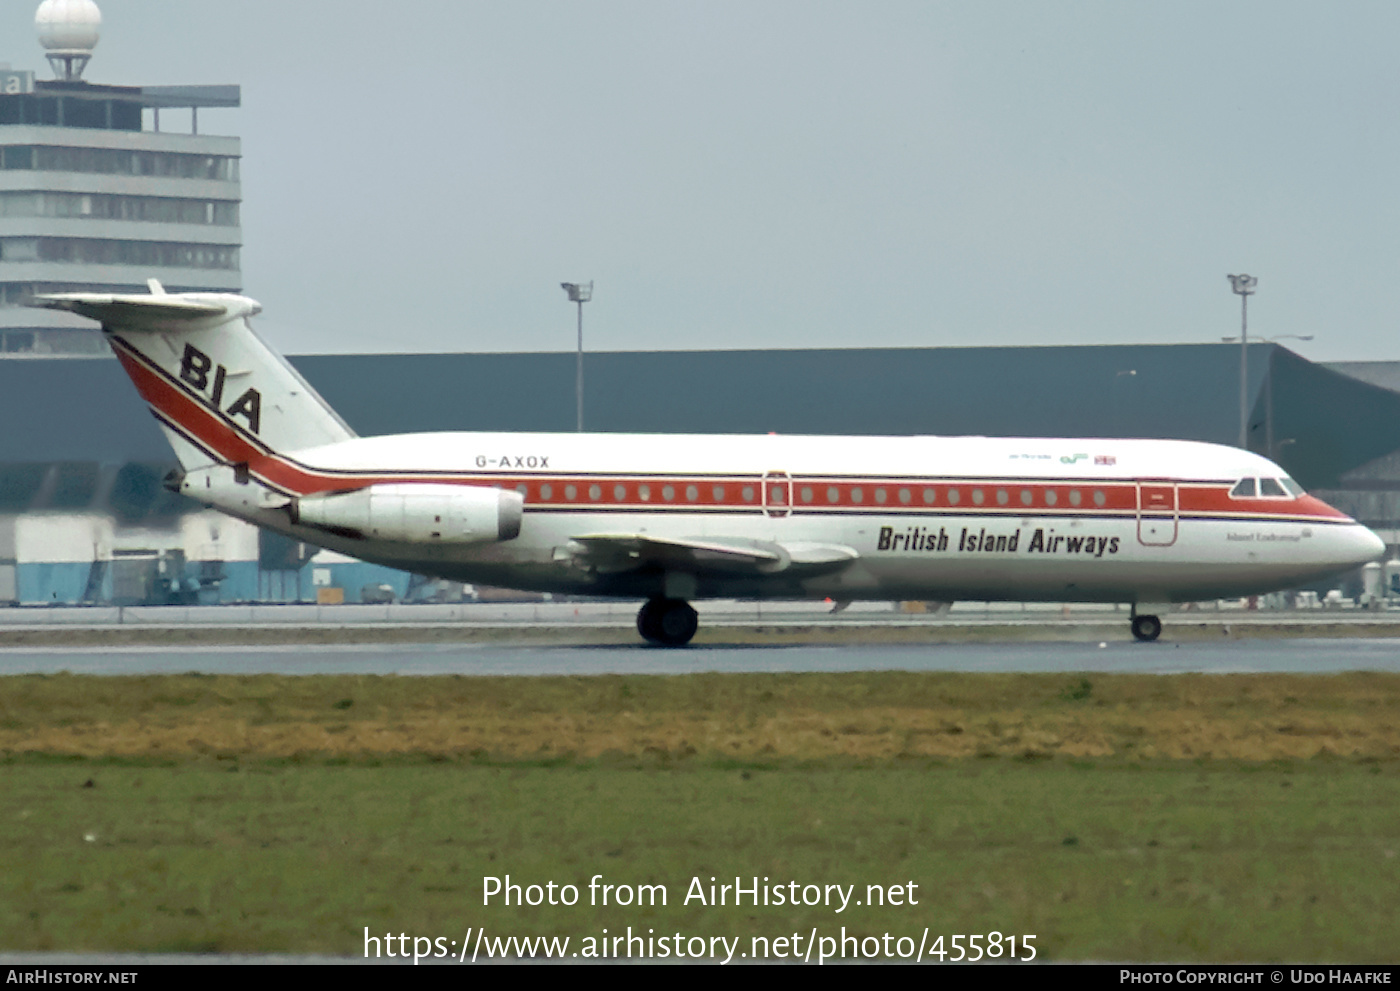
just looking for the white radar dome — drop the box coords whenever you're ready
[35,0,102,52]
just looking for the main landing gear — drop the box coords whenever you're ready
[637,597,699,647]
[1130,613,1162,642]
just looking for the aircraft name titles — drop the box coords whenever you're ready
[1228,531,1303,543]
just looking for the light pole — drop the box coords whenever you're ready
[561,281,592,432]
[1227,274,1257,449]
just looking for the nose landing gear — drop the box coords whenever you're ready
[637,597,699,647]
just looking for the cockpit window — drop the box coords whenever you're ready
[1281,476,1304,497]
[1230,478,1257,498]
[1258,477,1287,497]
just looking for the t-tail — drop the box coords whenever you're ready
[31,281,355,495]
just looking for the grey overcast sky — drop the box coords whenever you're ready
[8,1,1400,360]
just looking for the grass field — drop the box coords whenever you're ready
[2,671,1399,961]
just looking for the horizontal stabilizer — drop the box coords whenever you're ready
[31,292,230,325]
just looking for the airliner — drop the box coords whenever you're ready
[33,284,1385,646]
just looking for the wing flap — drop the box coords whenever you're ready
[571,533,781,575]
[568,533,857,577]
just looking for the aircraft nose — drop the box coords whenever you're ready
[1360,526,1387,562]
[1335,524,1386,567]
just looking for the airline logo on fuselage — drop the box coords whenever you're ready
[878,525,1121,557]
[178,343,262,435]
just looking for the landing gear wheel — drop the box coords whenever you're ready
[637,598,698,647]
[637,599,658,641]
[1131,614,1162,642]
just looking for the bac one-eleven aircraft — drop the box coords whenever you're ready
[34,284,1384,646]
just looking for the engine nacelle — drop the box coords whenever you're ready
[293,483,523,543]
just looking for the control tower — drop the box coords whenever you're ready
[0,1,241,356]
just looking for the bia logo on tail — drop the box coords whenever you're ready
[178,343,262,435]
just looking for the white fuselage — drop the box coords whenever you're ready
[196,430,1382,606]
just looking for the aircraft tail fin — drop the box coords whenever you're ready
[31,286,355,474]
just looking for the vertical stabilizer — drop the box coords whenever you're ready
[30,289,355,473]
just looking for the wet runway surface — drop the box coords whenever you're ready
[2,637,1399,675]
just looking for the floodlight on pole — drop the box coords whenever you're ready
[1227,274,1257,449]
[561,281,592,432]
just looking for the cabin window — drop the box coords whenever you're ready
[996,489,1009,505]
[972,489,985,505]
[1069,490,1082,506]
[874,488,887,504]
[1045,490,1058,506]
[827,486,840,504]
[899,488,912,504]
[1230,478,1257,498]
[742,486,755,502]
[851,487,864,504]
[613,484,626,501]
[1258,478,1287,498]
[923,488,936,504]
[662,485,675,502]
[638,484,651,501]
[801,486,813,503]
[714,485,727,501]
[540,483,553,500]
[516,484,528,499]
[1093,490,1107,507]
[686,485,699,502]
[947,488,961,505]
[1020,489,1033,506]
[589,484,602,501]
[564,484,577,501]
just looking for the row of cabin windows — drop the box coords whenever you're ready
[522,482,757,503]
[513,481,1112,508]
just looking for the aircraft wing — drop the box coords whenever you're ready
[567,533,858,576]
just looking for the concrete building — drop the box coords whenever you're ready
[0,1,239,357]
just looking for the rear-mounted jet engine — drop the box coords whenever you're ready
[293,484,523,543]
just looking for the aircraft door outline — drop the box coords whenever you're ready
[763,470,792,518]
[1136,481,1178,546]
